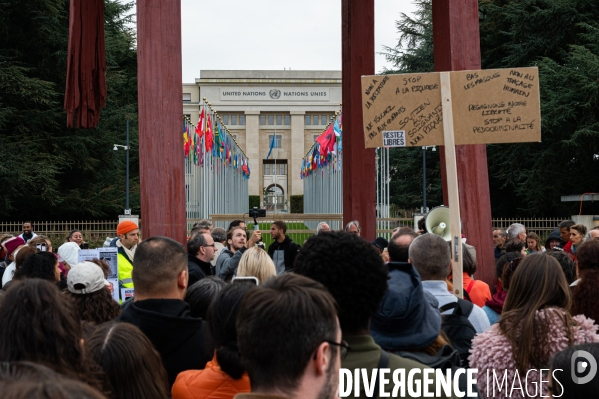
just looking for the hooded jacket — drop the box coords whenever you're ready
[469,308,599,399]
[172,354,250,399]
[118,299,212,388]
[267,236,300,274]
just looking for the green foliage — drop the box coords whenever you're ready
[383,0,599,217]
[290,195,304,213]
[0,0,139,220]
[249,195,261,209]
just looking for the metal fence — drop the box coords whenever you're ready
[492,218,567,239]
[0,220,118,244]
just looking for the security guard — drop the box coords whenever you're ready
[115,220,139,291]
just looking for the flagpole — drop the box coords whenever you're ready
[274,128,277,214]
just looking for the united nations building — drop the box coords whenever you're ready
[183,70,341,208]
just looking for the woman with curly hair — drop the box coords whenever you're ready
[13,251,61,283]
[63,260,120,324]
[0,279,103,391]
[470,253,599,399]
[86,322,169,399]
[570,240,599,321]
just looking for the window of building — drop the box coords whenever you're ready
[305,115,310,125]
[260,115,266,125]
[313,135,319,142]
[239,115,245,125]
[268,134,282,148]
[231,115,237,125]
[183,93,191,103]
[275,115,282,125]
[284,115,290,125]
[268,115,274,125]
[314,115,321,125]
[223,115,229,125]
[263,160,288,175]
[264,164,270,175]
[321,115,328,125]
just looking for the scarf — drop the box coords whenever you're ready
[116,240,136,262]
[485,289,507,314]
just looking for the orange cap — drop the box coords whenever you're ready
[117,220,138,236]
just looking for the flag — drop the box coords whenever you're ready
[196,107,205,138]
[205,115,213,152]
[266,133,276,160]
[183,121,191,157]
[316,124,336,158]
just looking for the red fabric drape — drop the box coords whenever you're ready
[64,0,107,128]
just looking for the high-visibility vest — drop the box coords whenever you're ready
[118,251,134,288]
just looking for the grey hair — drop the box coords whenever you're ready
[187,231,208,256]
[344,220,361,233]
[408,233,451,281]
[316,222,330,234]
[211,227,226,243]
[506,223,525,240]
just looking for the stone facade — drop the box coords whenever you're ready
[183,70,341,208]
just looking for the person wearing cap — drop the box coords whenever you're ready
[57,242,81,273]
[1,236,26,288]
[115,220,139,292]
[64,261,120,324]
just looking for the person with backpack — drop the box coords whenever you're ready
[470,254,599,399]
[409,234,490,356]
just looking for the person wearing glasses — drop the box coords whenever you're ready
[235,273,344,399]
[187,232,216,286]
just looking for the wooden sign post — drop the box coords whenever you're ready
[361,67,541,297]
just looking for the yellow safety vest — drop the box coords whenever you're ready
[118,252,134,288]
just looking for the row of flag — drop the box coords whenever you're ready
[183,105,251,178]
[300,112,343,179]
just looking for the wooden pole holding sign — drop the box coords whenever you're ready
[439,72,463,298]
[361,67,541,297]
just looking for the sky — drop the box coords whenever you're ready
[180,0,417,82]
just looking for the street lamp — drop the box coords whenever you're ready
[113,119,131,215]
[422,145,436,213]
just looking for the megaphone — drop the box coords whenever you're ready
[425,206,452,241]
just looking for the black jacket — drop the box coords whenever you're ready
[118,299,211,387]
[187,254,212,286]
[268,235,300,273]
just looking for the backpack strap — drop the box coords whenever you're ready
[371,350,390,399]
[466,279,476,293]
[457,298,474,318]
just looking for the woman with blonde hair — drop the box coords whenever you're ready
[526,232,545,253]
[236,246,276,284]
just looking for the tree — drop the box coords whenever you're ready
[0,0,139,220]
[383,0,599,217]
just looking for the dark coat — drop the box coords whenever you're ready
[187,254,212,286]
[118,299,212,388]
[267,235,300,273]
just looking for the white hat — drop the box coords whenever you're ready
[57,242,80,266]
[67,261,108,294]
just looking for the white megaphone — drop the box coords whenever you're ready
[425,206,452,241]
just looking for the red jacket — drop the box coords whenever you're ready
[172,354,251,399]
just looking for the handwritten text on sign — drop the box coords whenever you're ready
[361,67,541,148]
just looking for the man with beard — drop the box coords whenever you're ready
[235,273,342,399]
[18,221,37,243]
[216,226,260,281]
[268,221,300,274]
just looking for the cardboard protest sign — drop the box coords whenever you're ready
[361,67,541,148]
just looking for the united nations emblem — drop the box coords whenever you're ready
[269,89,281,99]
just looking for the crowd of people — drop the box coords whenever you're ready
[0,218,597,398]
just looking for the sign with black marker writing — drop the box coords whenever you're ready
[361,67,541,147]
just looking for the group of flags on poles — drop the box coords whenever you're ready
[300,112,343,179]
[183,104,251,179]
